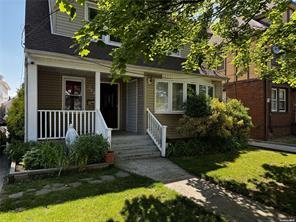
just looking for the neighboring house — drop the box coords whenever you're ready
[223,3,296,140]
[0,75,10,105]
[24,0,225,154]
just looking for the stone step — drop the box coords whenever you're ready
[113,144,157,151]
[115,148,160,156]
[112,140,154,148]
[116,152,160,160]
[112,135,150,144]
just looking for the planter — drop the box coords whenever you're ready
[6,162,112,183]
[104,150,115,164]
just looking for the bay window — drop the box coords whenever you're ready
[199,85,207,95]
[187,84,196,98]
[155,82,169,112]
[155,80,214,113]
[172,83,184,111]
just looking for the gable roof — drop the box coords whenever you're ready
[25,0,225,79]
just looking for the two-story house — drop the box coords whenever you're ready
[24,0,225,156]
[223,3,296,140]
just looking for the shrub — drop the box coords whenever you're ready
[6,85,24,142]
[177,97,253,155]
[184,94,211,118]
[167,139,209,157]
[23,141,68,170]
[5,141,36,163]
[71,134,109,167]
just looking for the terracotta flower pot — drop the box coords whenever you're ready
[105,150,115,164]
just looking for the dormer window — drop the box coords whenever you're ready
[85,2,98,21]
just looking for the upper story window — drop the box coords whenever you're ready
[155,80,214,113]
[271,88,287,112]
[217,58,226,71]
[170,50,182,58]
[85,2,98,21]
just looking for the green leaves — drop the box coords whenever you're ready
[57,0,296,86]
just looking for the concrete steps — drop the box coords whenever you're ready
[112,135,160,160]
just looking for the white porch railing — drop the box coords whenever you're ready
[38,110,96,140]
[146,108,167,157]
[96,110,112,148]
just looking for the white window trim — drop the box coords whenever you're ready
[271,88,278,112]
[84,1,98,22]
[62,76,86,110]
[85,3,121,47]
[104,35,122,47]
[169,50,183,58]
[278,88,286,112]
[154,79,214,114]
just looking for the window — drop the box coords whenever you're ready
[217,58,225,71]
[271,88,277,112]
[279,89,286,112]
[155,82,169,112]
[187,84,196,98]
[85,3,98,21]
[199,85,207,95]
[155,80,214,113]
[208,86,214,97]
[88,7,98,20]
[109,35,121,43]
[271,88,287,112]
[63,77,85,110]
[170,50,182,58]
[172,83,184,111]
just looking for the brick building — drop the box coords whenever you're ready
[222,3,296,140]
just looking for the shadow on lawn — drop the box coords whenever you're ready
[171,149,247,177]
[106,195,225,222]
[191,163,296,216]
[250,164,296,215]
[0,169,155,212]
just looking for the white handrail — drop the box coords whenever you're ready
[96,110,112,149]
[146,108,167,157]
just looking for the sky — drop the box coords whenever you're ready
[0,0,25,97]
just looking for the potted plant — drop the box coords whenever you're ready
[105,150,115,164]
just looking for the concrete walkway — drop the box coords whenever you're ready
[117,158,290,222]
[0,155,10,193]
[249,140,296,153]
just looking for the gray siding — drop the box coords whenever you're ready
[38,66,95,110]
[126,80,138,133]
[137,78,145,134]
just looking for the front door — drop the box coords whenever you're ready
[101,83,119,129]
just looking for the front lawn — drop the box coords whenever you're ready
[170,148,296,215]
[0,167,226,222]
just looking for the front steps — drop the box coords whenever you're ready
[112,135,161,160]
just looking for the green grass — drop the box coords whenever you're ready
[170,148,296,215]
[0,167,226,222]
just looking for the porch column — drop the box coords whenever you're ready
[27,63,38,141]
[95,71,101,133]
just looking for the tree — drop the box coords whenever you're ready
[7,84,24,141]
[56,0,296,85]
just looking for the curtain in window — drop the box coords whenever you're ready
[65,81,82,110]
[172,83,183,111]
[156,82,169,112]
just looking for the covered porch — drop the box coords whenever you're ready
[25,54,148,144]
